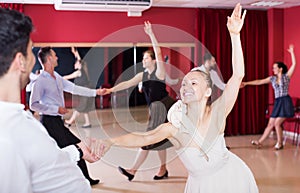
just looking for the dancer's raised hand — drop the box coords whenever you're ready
[227,3,247,35]
[287,44,294,54]
[144,21,153,36]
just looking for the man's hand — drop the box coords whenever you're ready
[96,88,107,95]
[98,88,112,95]
[240,82,246,88]
[58,106,68,115]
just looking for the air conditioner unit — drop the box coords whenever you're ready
[54,0,152,16]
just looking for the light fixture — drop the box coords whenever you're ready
[251,1,284,7]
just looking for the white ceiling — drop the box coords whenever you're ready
[152,0,300,9]
[1,0,300,10]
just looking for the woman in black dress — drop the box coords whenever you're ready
[103,21,175,181]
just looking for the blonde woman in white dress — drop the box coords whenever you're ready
[91,3,258,193]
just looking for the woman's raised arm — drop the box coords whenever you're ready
[144,21,165,80]
[219,3,246,117]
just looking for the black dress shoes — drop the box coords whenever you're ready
[88,178,100,186]
[153,170,168,180]
[118,166,134,181]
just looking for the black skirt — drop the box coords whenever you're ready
[142,96,176,151]
[271,95,295,118]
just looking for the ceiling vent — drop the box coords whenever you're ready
[54,0,152,16]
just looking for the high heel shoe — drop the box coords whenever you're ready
[88,178,100,186]
[118,166,134,181]
[251,140,262,149]
[274,142,283,150]
[153,170,168,180]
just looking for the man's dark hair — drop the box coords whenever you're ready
[0,8,33,77]
[203,53,213,62]
[38,47,52,65]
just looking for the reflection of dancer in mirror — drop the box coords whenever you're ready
[241,44,296,150]
[64,47,94,128]
[102,21,175,181]
[92,4,258,193]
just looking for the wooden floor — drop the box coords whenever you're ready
[61,107,300,193]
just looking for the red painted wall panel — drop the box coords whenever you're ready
[24,4,197,43]
[284,6,300,98]
[267,9,284,103]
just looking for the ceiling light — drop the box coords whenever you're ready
[251,1,284,7]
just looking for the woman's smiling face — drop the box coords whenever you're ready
[180,71,210,104]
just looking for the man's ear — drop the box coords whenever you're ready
[16,52,26,72]
[9,52,25,73]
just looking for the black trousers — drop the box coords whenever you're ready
[40,115,92,180]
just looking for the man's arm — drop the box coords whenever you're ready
[60,75,96,97]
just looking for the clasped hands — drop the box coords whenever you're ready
[83,138,112,162]
[96,88,112,95]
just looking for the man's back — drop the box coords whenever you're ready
[0,101,91,193]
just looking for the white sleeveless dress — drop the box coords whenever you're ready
[176,134,258,193]
[168,100,259,193]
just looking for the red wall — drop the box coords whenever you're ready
[284,6,300,98]
[267,9,284,103]
[283,6,300,133]
[24,5,197,43]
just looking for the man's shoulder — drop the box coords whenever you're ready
[35,71,54,84]
[35,71,47,80]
